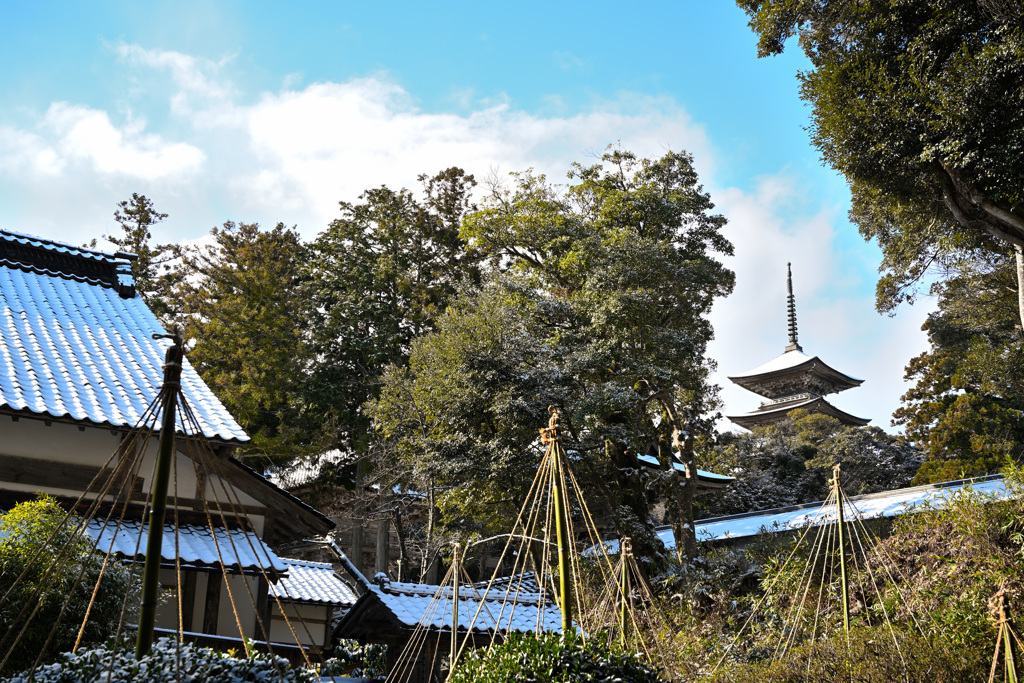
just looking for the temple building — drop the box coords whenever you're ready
[726,264,869,431]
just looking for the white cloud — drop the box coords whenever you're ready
[115,43,236,116]
[0,127,64,176]
[42,103,205,180]
[0,43,929,429]
[226,79,713,231]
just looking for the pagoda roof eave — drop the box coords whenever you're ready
[726,396,870,431]
[727,350,863,398]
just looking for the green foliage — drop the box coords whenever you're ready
[713,480,1024,679]
[322,640,387,680]
[449,632,666,683]
[701,412,921,517]
[737,0,1024,327]
[3,637,317,682]
[300,169,480,457]
[710,625,983,683]
[177,221,311,463]
[894,256,1024,481]
[864,487,1024,653]
[369,148,734,557]
[0,498,140,675]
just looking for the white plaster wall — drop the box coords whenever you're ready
[0,418,122,467]
[0,419,265,536]
[269,602,327,647]
[217,574,259,639]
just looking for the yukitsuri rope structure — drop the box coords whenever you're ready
[990,589,1021,683]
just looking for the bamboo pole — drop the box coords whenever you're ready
[833,465,850,637]
[451,543,460,670]
[542,407,573,635]
[990,589,1019,683]
[136,334,183,659]
[619,538,631,647]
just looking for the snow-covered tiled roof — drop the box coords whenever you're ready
[636,454,735,483]
[0,229,248,442]
[341,578,564,636]
[270,558,358,606]
[593,475,1013,553]
[85,519,288,572]
[726,396,869,430]
[374,581,565,634]
[688,474,1010,548]
[727,349,863,397]
[730,349,813,378]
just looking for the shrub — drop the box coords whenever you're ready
[321,640,387,680]
[1,637,318,683]
[709,626,986,683]
[448,631,666,683]
[0,497,141,674]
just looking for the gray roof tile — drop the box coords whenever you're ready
[270,558,359,606]
[374,580,563,634]
[86,519,287,572]
[0,230,248,442]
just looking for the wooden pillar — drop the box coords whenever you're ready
[202,572,222,635]
[376,517,390,575]
[256,576,270,641]
[180,571,197,632]
[351,459,366,574]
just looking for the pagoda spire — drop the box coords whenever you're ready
[726,261,868,430]
[785,262,802,352]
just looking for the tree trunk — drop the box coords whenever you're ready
[394,508,408,582]
[1016,245,1024,335]
[351,458,366,575]
[375,516,390,576]
[938,164,1024,331]
[659,396,698,561]
[422,482,439,584]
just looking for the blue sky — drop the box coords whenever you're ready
[0,1,932,432]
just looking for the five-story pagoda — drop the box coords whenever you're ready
[726,264,869,430]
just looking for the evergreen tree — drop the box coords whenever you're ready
[370,148,734,560]
[894,255,1024,483]
[701,412,922,517]
[176,221,309,463]
[104,194,179,322]
[737,0,1024,328]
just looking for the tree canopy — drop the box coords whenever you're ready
[894,253,1024,482]
[369,148,735,559]
[300,169,480,458]
[176,221,310,462]
[701,411,921,517]
[737,0,1024,327]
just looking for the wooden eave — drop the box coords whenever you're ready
[728,357,863,399]
[727,396,870,431]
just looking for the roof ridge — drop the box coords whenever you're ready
[281,557,333,569]
[0,228,134,263]
[0,257,118,290]
[0,230,137,298]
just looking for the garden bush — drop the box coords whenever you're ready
[1,638,317,683]
[0,497,141,674]
[449,631,666,683]
[709,626,986,683]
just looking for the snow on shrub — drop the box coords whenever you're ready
[2,638,318,683]
[449,632,666,683]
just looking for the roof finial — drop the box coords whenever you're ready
[785,262,802,352]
